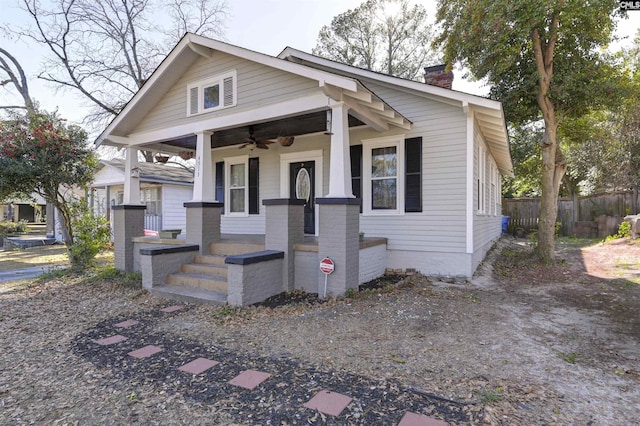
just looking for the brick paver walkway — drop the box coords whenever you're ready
[72,304,474,425]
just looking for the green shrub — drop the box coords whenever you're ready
[0,220,28,236]
[617,221,631,238]
[605,221,632,242]
[68,200,111,270]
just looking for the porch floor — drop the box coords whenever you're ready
[217,234,387,253]
[217,233,317,245]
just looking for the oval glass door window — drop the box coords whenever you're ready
[295,168,311,202]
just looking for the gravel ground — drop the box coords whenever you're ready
[1,238,639,425]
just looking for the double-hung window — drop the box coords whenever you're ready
[225,155,248,216]
[362,135,405,215]
[187,70,237,116]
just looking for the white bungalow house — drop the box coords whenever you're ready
[90,159,194,237]
[96,33,512,306]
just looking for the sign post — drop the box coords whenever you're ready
[319,257,334,298]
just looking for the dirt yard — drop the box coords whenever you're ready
[0,237,638,425]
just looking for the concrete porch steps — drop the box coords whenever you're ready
[209,242,265,256]
[150,285,227,305]
[194,254,226,266]
[166,272,228,293]
[180,262,228,278]
[156,240,267,305]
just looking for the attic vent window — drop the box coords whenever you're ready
[187,70,237,116]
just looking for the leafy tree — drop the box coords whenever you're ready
[502,125,543,198]
[11,0,228,161]
[558,31,640,195]
[0,110,99,268]
[435,0,623,262]
[313,0,438,80]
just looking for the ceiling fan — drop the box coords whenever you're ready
[238,126,276,150]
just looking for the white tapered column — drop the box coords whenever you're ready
[123,147,141,204]
[326,102,354,198]
[191,131,215,202]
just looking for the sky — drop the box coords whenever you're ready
[1,0,639,126]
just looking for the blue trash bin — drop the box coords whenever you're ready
[501,216,510,235]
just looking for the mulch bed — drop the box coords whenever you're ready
[71,302,481,425]
[253,272,409,309]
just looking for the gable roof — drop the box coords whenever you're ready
[95,34,512,176]
[96,160,194,186]
[96,33,409,147]
[278,48,513,177]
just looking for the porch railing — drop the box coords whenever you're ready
[144,214,162,231]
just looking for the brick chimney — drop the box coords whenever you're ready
[424,64,453,89]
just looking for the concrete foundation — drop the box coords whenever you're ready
[316,198,360,297]
[263,198,305,292]
[184,202,223,255]
[113,205,146,272]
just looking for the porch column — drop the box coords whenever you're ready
[123,147,141,205]
[263,199,305,291]
[185,131,222,254]
[113,205,146,272]
[316,198,360,297]
[45,202,55,238]
[114,147,145,272]
[326,102,354,198]
[191,131,215,202]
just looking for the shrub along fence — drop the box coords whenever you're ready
[502,190,639,237]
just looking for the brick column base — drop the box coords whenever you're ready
[316,198,360,297]
[113,205,146,272]
[263,198,305,291]
[184,202,223,255]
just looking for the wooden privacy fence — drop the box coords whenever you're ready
[502,190,640,236]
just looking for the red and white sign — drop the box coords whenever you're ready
[319,257,335,275]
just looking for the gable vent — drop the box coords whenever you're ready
[189,86,199,115]
[223,76,234,107]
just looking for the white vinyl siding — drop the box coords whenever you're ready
[133,51,318,134]
[473,122,502,271]
[353,80,468,255]
[161,184,192,233]
[92,165,127,187]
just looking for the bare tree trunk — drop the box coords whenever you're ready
[0,47,35,113]
[537,123,565,263]
[531,21,565,264]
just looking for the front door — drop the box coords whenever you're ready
[290,161,315,234]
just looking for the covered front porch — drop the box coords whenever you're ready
[98,35,410,305]
[108,98,399,305]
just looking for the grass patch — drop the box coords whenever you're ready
[0,244,69,271]
[478,387,503,404]
[84,266,142,288]
[493,245,536,278]
[35,264,142,289]
[557,236,601,249]
[560,351,578,364]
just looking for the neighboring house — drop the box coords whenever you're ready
[95,34,512,305]
[91,160,194,236]
[1,194,46,223]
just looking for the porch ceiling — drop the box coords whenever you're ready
[154,111,365,152]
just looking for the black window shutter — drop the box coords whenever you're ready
[249,157,259,214]
[350,144,363,213]
[215,161,224,203]
[405,137,422,212]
